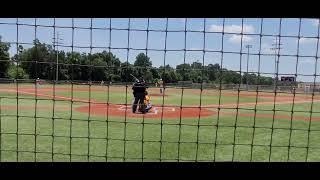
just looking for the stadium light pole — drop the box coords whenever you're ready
[52,32,63,82]
[270,36,282,91]
[245,45,252,91]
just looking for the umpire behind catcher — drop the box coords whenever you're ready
[132,77,148,113]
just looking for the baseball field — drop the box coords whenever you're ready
[0,83,320,162]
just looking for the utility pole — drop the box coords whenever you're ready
[245,44,252,91]
[52,32,63,82]
[270,36,282,91]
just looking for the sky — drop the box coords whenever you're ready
[0,18,320,82]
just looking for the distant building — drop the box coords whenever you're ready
[297,82,320,92]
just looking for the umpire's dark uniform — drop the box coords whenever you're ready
[132,79,148,113]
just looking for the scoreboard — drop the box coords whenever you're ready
[281,76,295,82]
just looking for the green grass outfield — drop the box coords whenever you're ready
[0,83,320,162]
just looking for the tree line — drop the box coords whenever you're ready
[0,37,275,85]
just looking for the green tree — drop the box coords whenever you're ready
[65,52,82,80]
[134,53,152,67]
[158,65,179,83]
[168,70,179,83]
[91,57,107,81]
[243,73,262,85]
[206,63,220,82]
[111,74,121,82]
[133,53,153,81]
[120,62,135,82]
[3,37,277,85]
[55,50,68,80]
[90,51,121,81]
[19,39,55,79]
[176,63,191,81]
[191,61,202,69]
[78,53,91,80]
[190,70,201,83]
[7,65,29,79]
[190,61,203,83]
[0,36,11,77]
[150,68,160,80]
[259,76,273,85]
[217,69,241,84]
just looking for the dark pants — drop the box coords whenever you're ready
[132,93,145,113]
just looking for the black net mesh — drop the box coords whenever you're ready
[0,18,319,162]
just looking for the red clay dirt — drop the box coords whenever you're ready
[75,104,214,119]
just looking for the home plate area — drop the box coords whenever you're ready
[75,104,214,119]
[117,105,175,115]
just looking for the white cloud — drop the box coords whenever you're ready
[179,18,186,23]
[228,35,253,43]
[189,47,203,50]
[209,24,255,44]
[209,25,223,32]
[300,59,315,64]
[299,37,318,44]
[169,18,186,23]
[209,24,255,34]
[261,43,275,54]
[205,48,217,51]
[310,19,320,27]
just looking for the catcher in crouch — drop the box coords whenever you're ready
[143,91,152,113]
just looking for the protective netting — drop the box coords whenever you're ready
[0,18,320,162]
